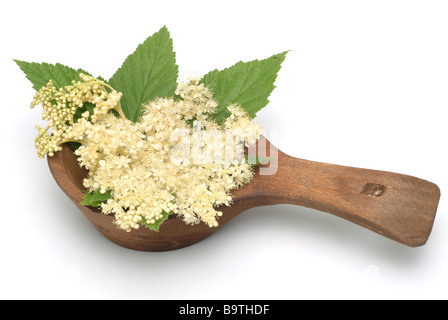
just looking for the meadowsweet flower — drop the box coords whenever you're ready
[69,78,262,231]
[31,74,124,158]
[224,104,264,147]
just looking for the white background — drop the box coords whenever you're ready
[1,0,447,300]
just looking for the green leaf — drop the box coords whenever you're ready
[245,155,272,166]
[14,60,91,90]
[68,142,82,151]
[91,189,112,203]
[73,102,96,123]
[201,51,288,123]
[80,191,93,206]
[108,26,179,122]
[141,211,170,231]
[80,189,112,207]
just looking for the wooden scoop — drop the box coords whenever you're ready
[47,138,440,251]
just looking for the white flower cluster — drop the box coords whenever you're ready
[69,79,263,232]
[31,74,123,158]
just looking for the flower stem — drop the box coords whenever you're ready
[115,103,127,121]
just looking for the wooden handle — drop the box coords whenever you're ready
[250,145,441,247]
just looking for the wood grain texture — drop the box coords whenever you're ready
[47,138,440,251]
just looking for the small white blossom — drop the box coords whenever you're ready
[36,76,262,231]
[31,74,124,158]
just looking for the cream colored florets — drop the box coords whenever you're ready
[225,104,264,147]
[31,74,123,158]
[68,79,263,231]
[32,75,263,231]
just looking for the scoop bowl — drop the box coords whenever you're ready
[47,138,441,251]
